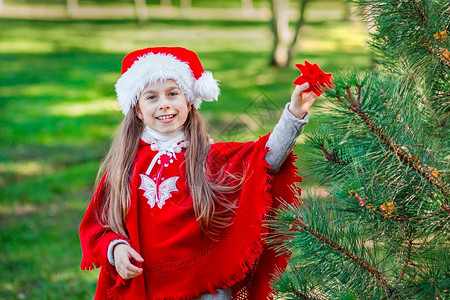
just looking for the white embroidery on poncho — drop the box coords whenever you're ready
[139,175,179,209]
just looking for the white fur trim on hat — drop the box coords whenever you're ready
[115,53,219,115]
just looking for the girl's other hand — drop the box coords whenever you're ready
[289,82,318,120]
[113,243,144,280]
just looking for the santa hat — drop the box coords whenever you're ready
[115,47,220,115]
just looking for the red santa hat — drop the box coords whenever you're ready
[115,47,220,115]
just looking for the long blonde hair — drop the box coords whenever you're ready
[95,107,240,238]
[184,109,241,232]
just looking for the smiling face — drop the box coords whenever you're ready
[135,79,191,134]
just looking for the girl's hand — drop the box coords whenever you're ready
[113,243,144,280]
[289,82,318,120]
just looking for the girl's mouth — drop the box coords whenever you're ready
[156,114,176,121]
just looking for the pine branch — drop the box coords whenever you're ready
[272,264,320,300]
[428,42,450,68]
[319,144,349,166]
[304,226,397,294]
[343,86,450,198]
[317,132,447,221]
[412,0,450,68]
[281,0,450,297]
[349,190,368,207]
[285,213,397,294]
[348,187,448,223]
[349,190,409,222]
[398,231,414,282]
[289,284,311,300]
[441,203,450,214]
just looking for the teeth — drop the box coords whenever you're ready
[158,115,174,120]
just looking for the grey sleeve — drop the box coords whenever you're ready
[196,289,231,300]
[265,102,309,172]
[107,239,130,266]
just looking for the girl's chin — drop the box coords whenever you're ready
[152,125,183,134]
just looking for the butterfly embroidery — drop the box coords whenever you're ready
[139,175,179,209]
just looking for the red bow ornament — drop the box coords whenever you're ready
[293,60,333,96]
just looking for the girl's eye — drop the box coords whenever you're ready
[168,92,178,97]
[147,95,157,101]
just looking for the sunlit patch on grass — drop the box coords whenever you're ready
[0,199,92,215]
[1,84,70,98]
[0,39,55,54]
[0,281,15,294]
[48,99,120,116]
[0,161,51,178]
[299,21,369,53]
[50,268,99,284]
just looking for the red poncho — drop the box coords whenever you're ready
[79,134,301,300]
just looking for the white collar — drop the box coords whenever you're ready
[141,126,188,175]
[141,126,185,146]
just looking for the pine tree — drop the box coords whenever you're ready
[269,1,450,299]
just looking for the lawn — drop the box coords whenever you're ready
[0,2,370,299]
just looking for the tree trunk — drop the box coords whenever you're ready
[241,0,253,11]
[287,0,309,64]
[180,0,192,9]
[342,2,352,21]
[270,0,291,67]
[134,0,149,24]
[161,0,172,7]
[67,0,78,18]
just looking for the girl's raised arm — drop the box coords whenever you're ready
[265,82,318,173]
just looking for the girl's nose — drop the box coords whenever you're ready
[158,97,171,109]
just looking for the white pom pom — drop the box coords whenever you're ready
[193,71,220,109]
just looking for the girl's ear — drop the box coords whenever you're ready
[135,104,144,121]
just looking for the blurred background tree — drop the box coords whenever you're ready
[270,0,311,67]
[269,0,449,299]
[66,0,78,17]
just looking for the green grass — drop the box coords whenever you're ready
[0,4,370,299]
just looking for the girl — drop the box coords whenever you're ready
[79,47,318,300]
